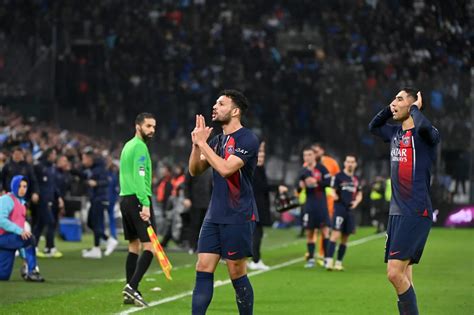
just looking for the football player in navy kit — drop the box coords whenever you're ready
[369,89,440,315]
[189,90,259,315]
[299,147,331,268]
[325,154,362,271]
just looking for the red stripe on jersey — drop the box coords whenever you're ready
[352,176,359,201]
[398,130,413,199]
[311,167,324,198]
[224,136,240,207]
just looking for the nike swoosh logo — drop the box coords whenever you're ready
[227,251,238,256]
[389,251,400,256]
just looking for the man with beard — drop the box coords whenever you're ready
[369,89,440,315]
[325,154,362,271]
[299,147,331,268]
[189,90,259,315]
[120,113,157,307]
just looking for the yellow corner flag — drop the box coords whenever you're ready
[147,222,173,280]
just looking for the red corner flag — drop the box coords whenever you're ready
[147,221,172,280]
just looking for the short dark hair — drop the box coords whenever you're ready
[82,148,95,157]
[303,146,315,152]
[135,112,155,125]
[345,154,357,162]
[42,148,56,160]
[311,142,324,150]
[219,89,249,115]
[400,87,418,101]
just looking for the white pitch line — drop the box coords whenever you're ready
[117,232,384,315]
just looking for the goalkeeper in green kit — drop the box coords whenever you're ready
[119,112,157,307]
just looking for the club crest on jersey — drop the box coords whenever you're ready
[402,136,411,146]
[227,145,235,154]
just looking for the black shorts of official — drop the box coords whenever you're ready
[302,209,331,230]
[332,203,356,235]
[119,195,156,242]
[384,215,432,265]
[197,220,256,260]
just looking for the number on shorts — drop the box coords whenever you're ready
[303,213,309,226]
[335,216,344,230]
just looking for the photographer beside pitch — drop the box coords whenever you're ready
[369,89,440,315]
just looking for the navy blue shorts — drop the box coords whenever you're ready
[197,220,255,260]
[384,215,432,264]
[332,203,356,235]
[302,209,330,230]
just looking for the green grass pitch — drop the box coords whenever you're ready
[1,227,472,314]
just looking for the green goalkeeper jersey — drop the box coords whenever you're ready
[119,136,152,206]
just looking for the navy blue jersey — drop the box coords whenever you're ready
[369,106,440,217]
[299,163,331,212]
[332,172,361,209]
[205,127,259,224]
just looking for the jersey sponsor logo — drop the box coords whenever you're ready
[398,130,414,199]
[402,135,411,146]
[235,147,248,155]
[138,166,145,177]
[227,145,235,154]
[227,251,238,256]
[341,181,357,193]
[391,148,408,162]
[389,251,400,256]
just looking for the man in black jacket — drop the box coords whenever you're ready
[248,141,272,270]
[184,168,213,253]
[81,151,117,259]
[33,148,64,258]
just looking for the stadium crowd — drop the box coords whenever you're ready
[0,0,470,257]
[0,0,471,161]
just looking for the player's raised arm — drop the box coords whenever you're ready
[368,106,397,142]
[410,92,440,146]
[188,115,211,176]
[192,115,245,178]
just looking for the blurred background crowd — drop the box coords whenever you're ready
[0,0,472,250]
